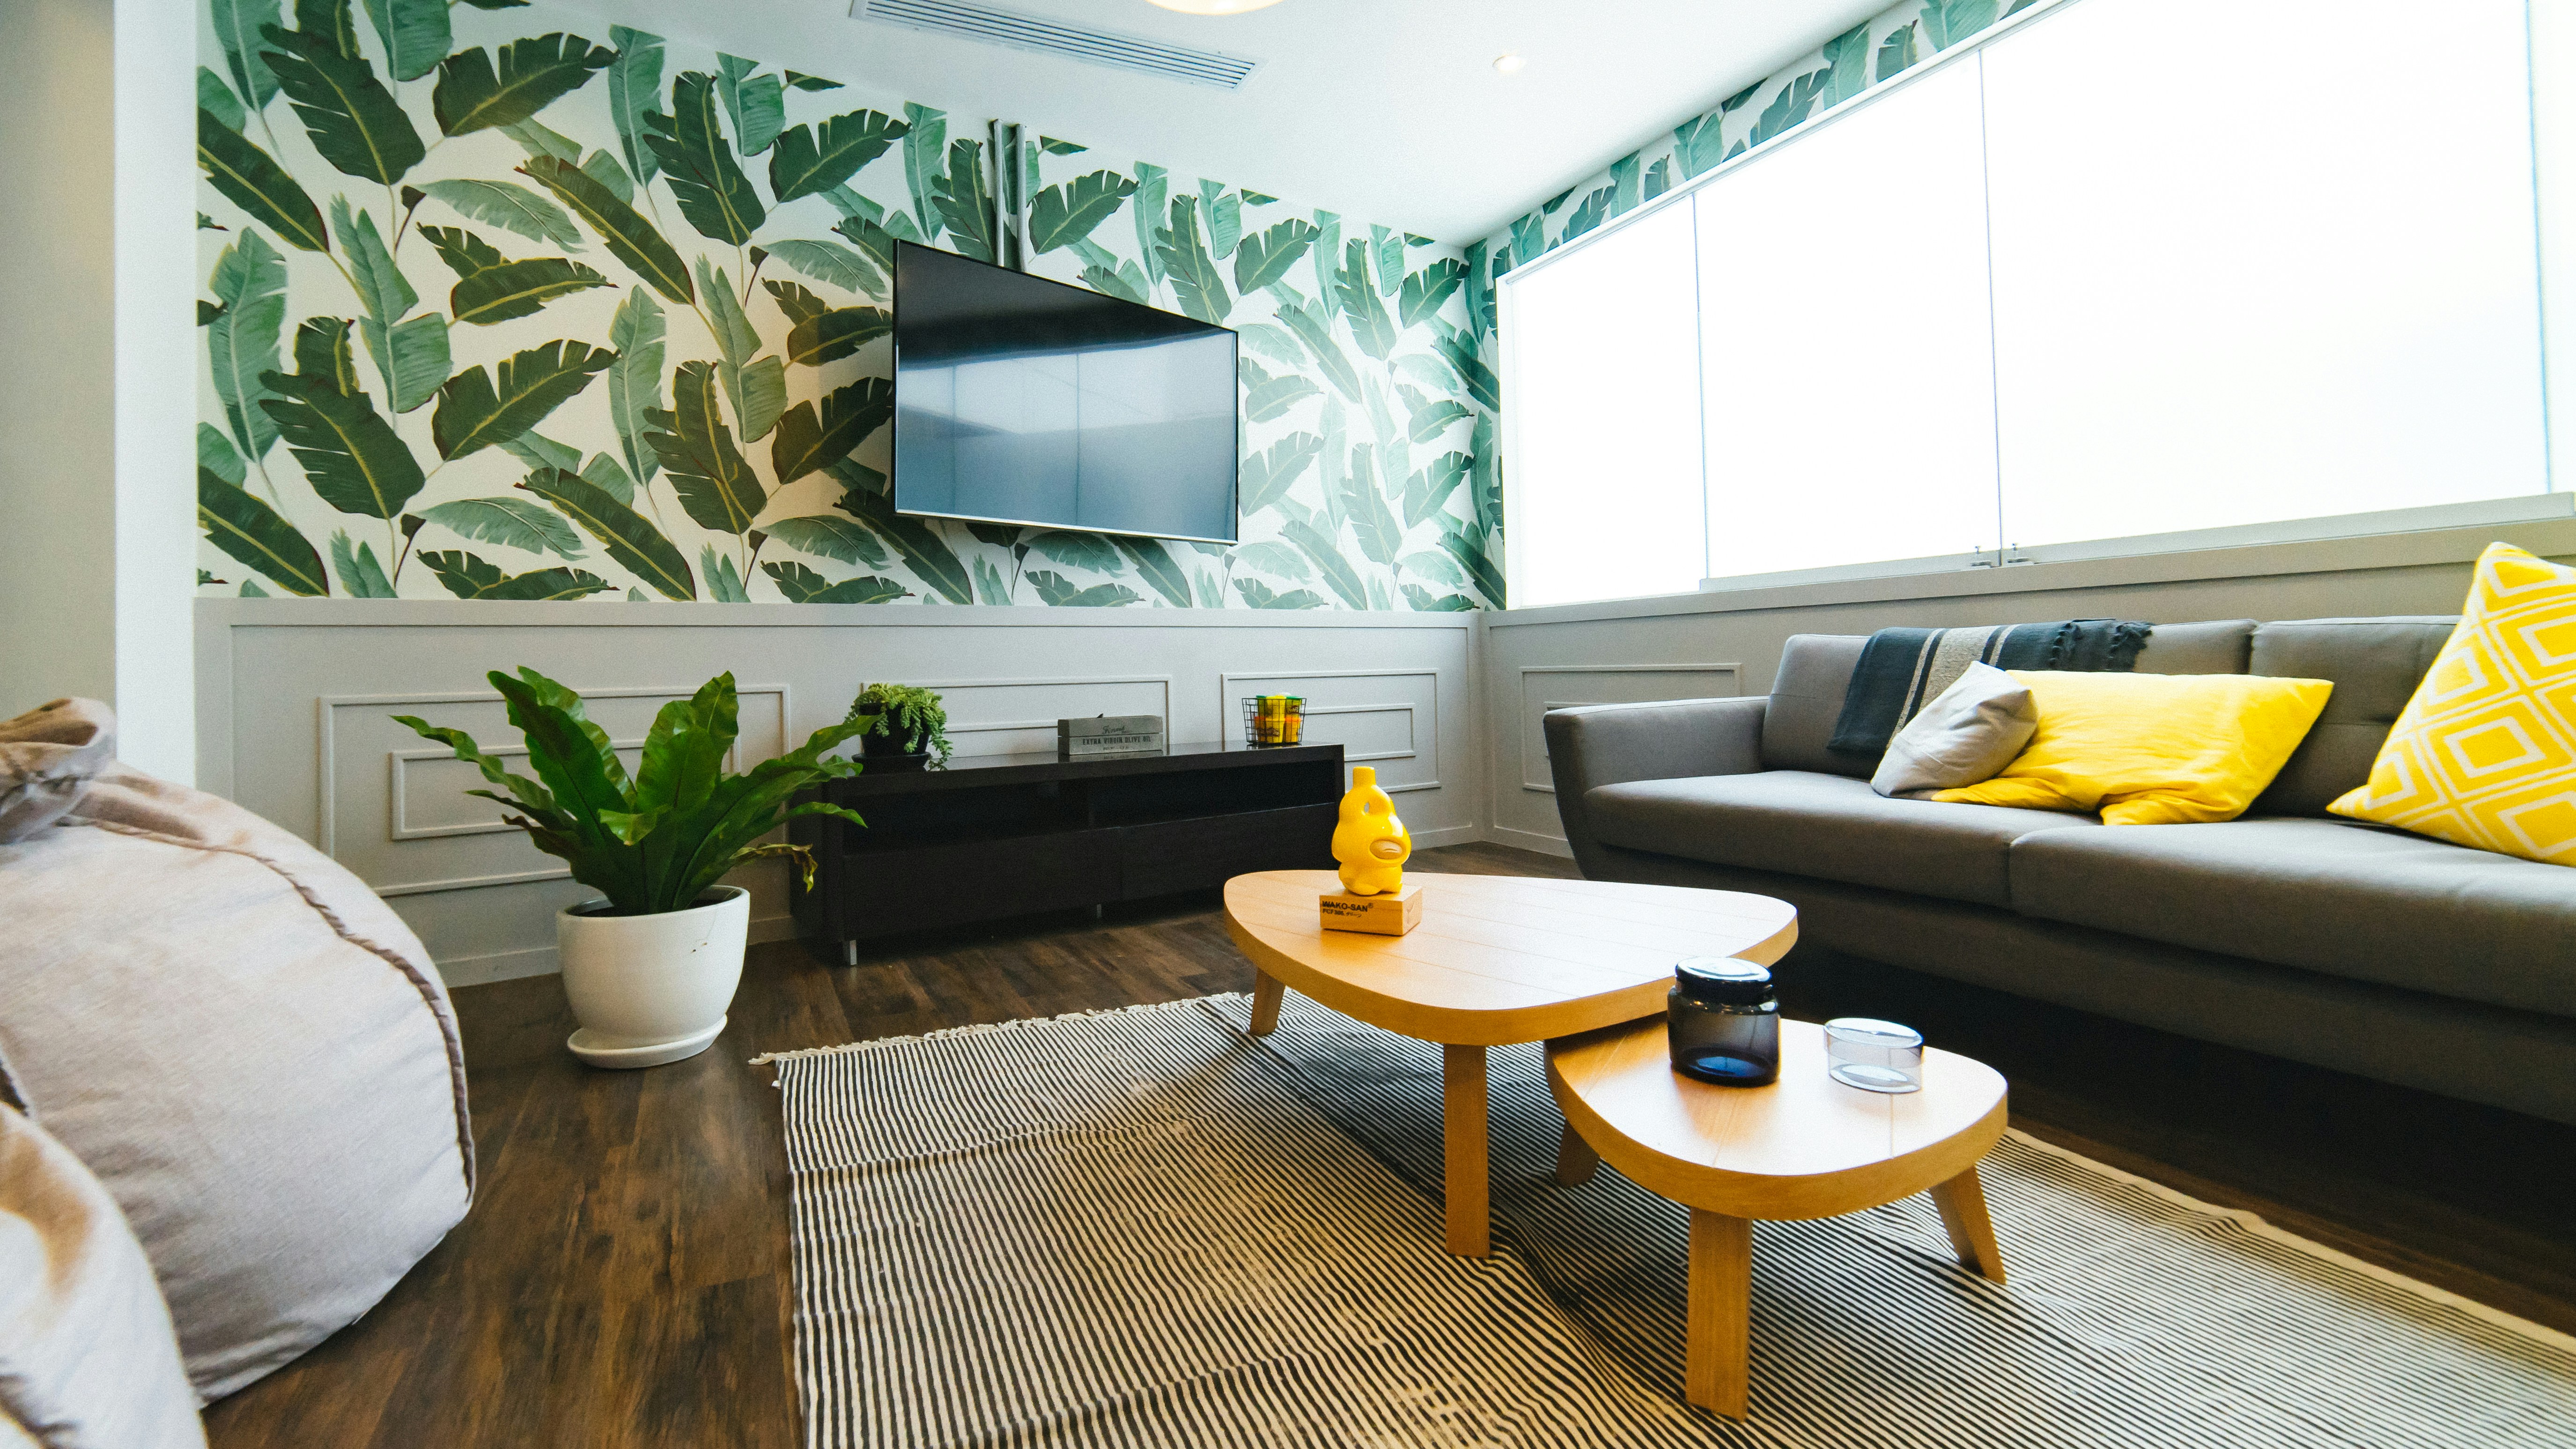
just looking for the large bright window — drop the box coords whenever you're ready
[1502,0,2549,608]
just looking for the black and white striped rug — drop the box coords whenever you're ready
[766,995,2576,1449]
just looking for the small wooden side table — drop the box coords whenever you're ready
[1547,1016,2008,1419]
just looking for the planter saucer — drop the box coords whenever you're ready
[568,1015,726,1070]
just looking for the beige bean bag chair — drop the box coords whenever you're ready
[0,699,472,1399]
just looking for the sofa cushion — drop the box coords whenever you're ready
[1587,769,2098,907]
[2131,618,2259,675]
[2248,617,2457,816]
[2009,817,2576,1017]
[1762,635,1873,778]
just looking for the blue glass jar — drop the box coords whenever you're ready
[1667,958,1780,1086]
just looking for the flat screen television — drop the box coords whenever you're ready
[891,241,1240,544]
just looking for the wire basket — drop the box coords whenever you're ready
[1240,695,1306,747]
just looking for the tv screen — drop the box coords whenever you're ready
[892,241,1240,544]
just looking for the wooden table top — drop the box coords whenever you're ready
[1548,1017,2008,1221]
[1221,870,1798,1047]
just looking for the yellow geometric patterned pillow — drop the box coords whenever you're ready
[2328,543,2576,864]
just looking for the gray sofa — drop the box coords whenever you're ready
[1543,618,2576,1127]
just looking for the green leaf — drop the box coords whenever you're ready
[1241,361,1319,423]
[975,555,1012,605]
[716,54,785,156]
[1308,209,1342,300]
[1027,571,1140,608]
[1238,431,1322,516]
[212,0,284,110]
[1922,0,2000,51]
[198,424,248,487]
[421,549,612,600]
[498,115,580,163]
[696,257,760,365]
[416,178,583,250]
[258,25,422,184]
[644,72,765,245]
[199,469,326,595]
[421,224,610,325]
[769,107,905,204]
[831,461,973,603]
[1397,258,1468,329]
[431,339,614,459]
[357,0,446,81]
[330,529,397,596]
[1026,530,1123,573]
[1339,445,1402,567]
[1439,518,1505,607]
[360,311,450,413]
[419,495,584,559]
[1279,516,1366,608]
[1408,396,1472,443]
[434,33,615,137]
[1156,195,1230,324]
[207,230,290,465]
[1370,225,1406,299]
[606,288,664,487]
[578,147,634,204]
[517,156,694,305]
[762,279,827,326]
[932,138,996,263]
[328,197,413,325]
[499,432,581,475]
[1130,162,1167,288]
[764,238,879,295]
[1750,69,1833,147]
[1333,240,1395,360]
[761,561,908,603]
[1397,548,1469,591]
[1199,181,1243,260]
[606,26,665,184]
[701,546,751,603]
[293,315,361,393]
[630,676,733,821]
[770,377,893,485]
[258,370,425,517]
[1237,321,1305,369]
[1821,18,1872,107]
[1110,536,1192,608]
[1232,540,1310,581]
[197,66,248,133]
[580,451,635,503]
[1435,320,1500,410]
[1029,170,1138,253]
[519,466,696,599]
[785,71,842,92]
[1232,219,1318,295]
[1070,238,1149,304]
[1233,578,1327,610]
[197,110,327,252]
[764,515,888,569]
[1876,21,1921,83]
[1401,583,1475,612]
[900,102,949,245]
[1402,450,1473,529]
[1275,297,1363,401]
[647,360,766,534]
[726,356,786,445]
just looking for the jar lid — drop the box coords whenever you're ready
[1824,1017,1923,1049]
[1675,957,1773,1005]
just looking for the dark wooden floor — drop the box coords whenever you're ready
[202,843,2576,1447]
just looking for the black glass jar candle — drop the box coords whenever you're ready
[1668,958,1781,1086]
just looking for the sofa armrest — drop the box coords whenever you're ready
[1543,697,1769,875]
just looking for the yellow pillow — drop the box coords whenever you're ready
[2328,543,2576,864]
[1931,670,2333,825]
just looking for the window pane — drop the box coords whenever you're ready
[1698,58,2001,581]
[1502,201,1704,609]
[1984,0,2544,550]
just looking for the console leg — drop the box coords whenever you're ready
[841,940,857,968]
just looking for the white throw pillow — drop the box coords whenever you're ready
[1870,661,2039,797]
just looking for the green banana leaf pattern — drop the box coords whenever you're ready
[195,0,1498,608]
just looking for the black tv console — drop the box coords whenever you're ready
[790,741,1343,964]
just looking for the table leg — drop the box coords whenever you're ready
[1248,971,1285,1037]
[1553,1121,1601,1187]
[1443,1044,1490,1258]
[1930,1164,2007,1285]
[1687,1209,1752,1419]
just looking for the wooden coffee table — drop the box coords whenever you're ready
[1221,870,1797,1258]
[1548,1016,2008,1419]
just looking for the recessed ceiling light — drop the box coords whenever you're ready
[1145,0,1288,14]
[1493,53,1527,75]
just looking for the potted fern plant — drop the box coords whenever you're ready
[847,683,952,770]
[397,669,866,1069]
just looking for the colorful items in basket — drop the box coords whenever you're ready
[1241,694,1306,747]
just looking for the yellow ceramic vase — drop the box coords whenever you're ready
[1331,765,1412,895]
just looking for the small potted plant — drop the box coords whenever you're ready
[846,683,952,770]
[397,669,867,1068]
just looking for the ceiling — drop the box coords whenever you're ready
[549,0,1887,244]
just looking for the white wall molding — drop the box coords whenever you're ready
[1515,664,1740,793]
[1218,667,1442,794]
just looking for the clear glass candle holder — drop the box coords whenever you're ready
[1825,1018,1923,1094]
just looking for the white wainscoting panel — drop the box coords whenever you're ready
[198,600,1479,988]
[1516,664,1740,793]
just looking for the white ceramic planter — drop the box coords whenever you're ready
[556,886,749,1069]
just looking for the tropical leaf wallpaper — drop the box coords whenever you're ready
[1465,0,2045,364]
[193,0,1499,610]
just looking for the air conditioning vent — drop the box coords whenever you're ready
[855,0,1262,91]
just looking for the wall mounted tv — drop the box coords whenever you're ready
[892,241,1240,545]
